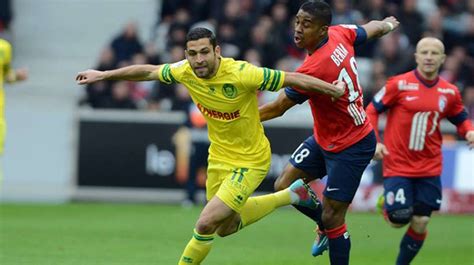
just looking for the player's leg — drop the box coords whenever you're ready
[320,197,350,262]
[275,164,324,227]
[382,177,414,228]
[395,177,441,265]
[274,163,311,190]
[274,136,328,256]
[179,196,236,264]
[181,159,292,263]
[321,131,376,265]
[275,137,327,235]
[217,173,319,237]
[178,160,232,264]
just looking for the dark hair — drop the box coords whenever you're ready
[300,1,332,26]
[185,27,217,48]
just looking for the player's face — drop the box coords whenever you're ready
[415,39,446,77]
[185,38,221,79]
[294,10,327,51]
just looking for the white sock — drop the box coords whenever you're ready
[287,188,300,204]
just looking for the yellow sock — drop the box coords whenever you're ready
[240,189,291,227]
[178,229,215,264]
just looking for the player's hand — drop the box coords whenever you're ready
[382,16,400,33]
[331,80,346,101]
[373,142,389,160]
[76,69,105,85]
[466,131,474,150]
[15,68,28,81]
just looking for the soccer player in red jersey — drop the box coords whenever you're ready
[259,1,399,264]
[366,37,474,265]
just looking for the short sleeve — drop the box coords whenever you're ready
[334,25,367,46]
[241,62,285,92]
[446,87,468,124]
[285,87,309,104]
[446,87,464,116]
[334,25,357,44]
[157,60,187,84]
[371,77,399,113]
[354,26,368,46]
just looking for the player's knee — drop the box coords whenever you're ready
[216,228,231,237]
[387,208,413,225]
[215,216,241,237]
[216,225,238,237]
[321,203,346,228]
[195,218,218,235]
[411,214,431,234]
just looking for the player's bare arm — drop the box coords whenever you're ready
[283,72,346,98]
[259,91,296,122]
[361,16,399,39]
[76,64,160,85]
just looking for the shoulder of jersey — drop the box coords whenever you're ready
[223,58,248,73]
[0,38,11,49]
[338,24,358,29]
[169,59,188,69]
[437,76,458,89]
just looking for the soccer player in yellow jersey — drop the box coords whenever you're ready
[76,27,345,264]
[0,38,28,180]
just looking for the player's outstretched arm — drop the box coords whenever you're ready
[283,72,345,99]
[259,91,296,122]
[361,16,399,39]
[76,64,160,85]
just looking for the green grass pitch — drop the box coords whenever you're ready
[1,203,473,264]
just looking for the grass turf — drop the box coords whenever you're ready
[1,203,473,264]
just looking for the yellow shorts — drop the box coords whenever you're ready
[206,159,269,213]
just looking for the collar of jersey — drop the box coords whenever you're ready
[414,69,439,88]
[313,36,329,52]
[199,57,224,80]
[213,57,224,79]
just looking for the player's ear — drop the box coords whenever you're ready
[318,25,329,38]
[439,53,446,65]
[184,49,189,60]
[215,45,221,57]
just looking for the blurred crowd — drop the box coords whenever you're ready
[77,0,474,121]
[0,0,13,40]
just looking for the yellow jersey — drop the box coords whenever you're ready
[157,57,285,169]
[0,39,12,119]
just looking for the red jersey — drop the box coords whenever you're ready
[288,25,373,153]
[366,70,473,177]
